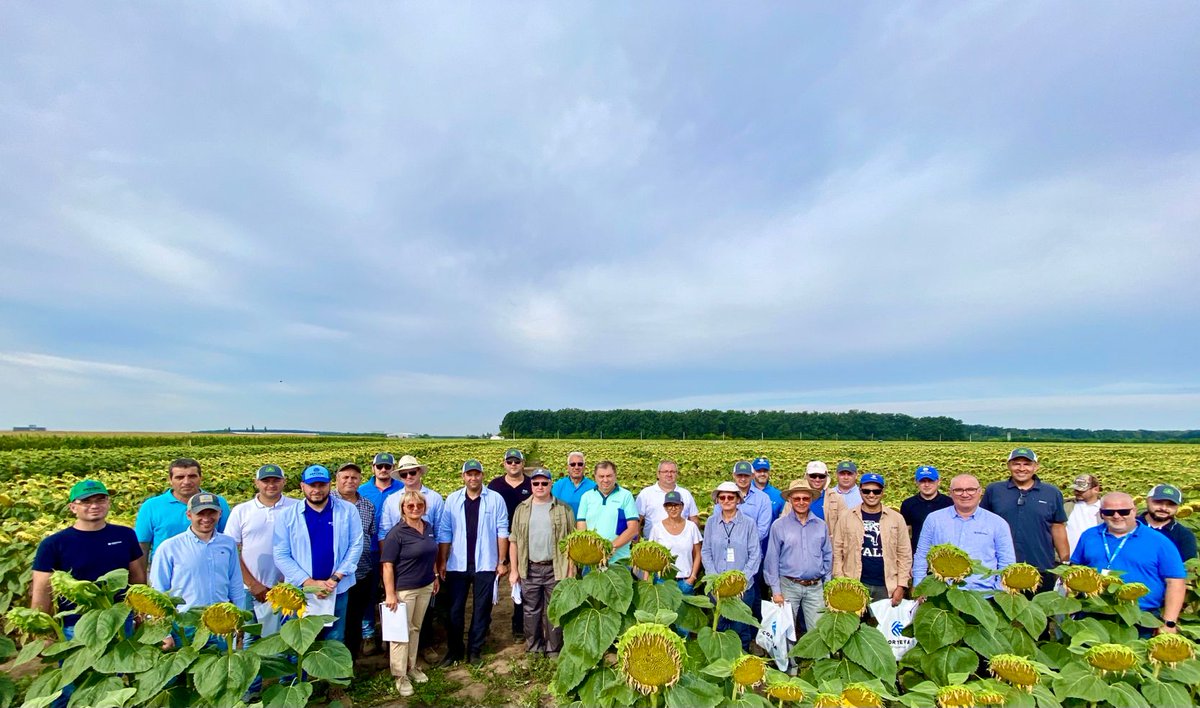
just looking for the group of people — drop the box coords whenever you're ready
[31,446,1196,701]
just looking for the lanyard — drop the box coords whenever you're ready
[721,519,736,543]
[1101,531,1131,568]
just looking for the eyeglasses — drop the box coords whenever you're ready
[1100,508,1134,517]
[1017,492,1028,506]
[568,462,585,467]
[403,503,425,510]
[950,487,980,495]
[717,494,739,501]
[807,474,827,480]
[374,464,393,471]
[505,459,522,464]
[531,480,550,487]
[396,470,417,479]
[861,489,883,496]
[74,497,109,506]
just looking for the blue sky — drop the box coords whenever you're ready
[1,3,1198,434]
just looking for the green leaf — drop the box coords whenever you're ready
[73,605,128,648]
[1098,619,1136,645]
[1140,680,1192,707]
[1031,591,1081,616]
[12,639,44,668]
[563,607,622,666]
[1031,682,1063,708]
[1160,658,1200,684]
[675,603,709,634]
[189,624,211,650]
[191,652,260,704]
[1111,601,1142,627]
[945,587,998,631]
[816,612,860,653]
[635,581,684,617]
[1010,598,1049,637]
[701,657,733,678]
[134,645,198,703]
[681,593,714,609]
[66,675,124,708]
[577,666,621,708]
[262,681,314,708]
[548,577,589,626]
[133,621,172,646]
[1107,680,1151,708]
[962,624,1011,658]
[41,640,76,659]
[553,644,593,693]
[0,674,16,708]
[1036,642,1074,670]
[0,636,13,660]
[279,615,325,654]
[912,604,965,651]
[59,646,99,685]
[633,609,678,625]
[996,625,1038,658]
[843,625,898,682]
[94,568,130,594]
[729,693,775,708]
[912,575,948,598]
[247,632,290,657]
[582,566,635,613]
[301,640,353,680]
[716,597,759,628]
[789,628,831,659]
[90,687,138,708]
[993,592,1028,622]
[1051,664,1110,702]
[664,673,723,708]
[24,668,64,701]
[918,645,977,685]
[93,639,156,674]
[697,627,743,662]
[811,656,875,684]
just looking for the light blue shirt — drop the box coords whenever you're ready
[739,485,774,542]
[552,476,597,517]
[437,487,510,573]
[378,485,445,541]
[701,511,762,577]
[358,478,403,551]
[135,488,231,558]
[149,529,244,612]
[763,512,832,593]
[273,498,364,595]
[756,483,786,520]
[913,505,1016,591]
[836,485,863,510]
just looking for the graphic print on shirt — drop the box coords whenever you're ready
[861,518,882,561]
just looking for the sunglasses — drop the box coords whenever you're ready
[716,494,739,501]
[807,474,827,480]
[396,470,418,479]
[374,464,393,470]
[531,480,550,487]
[505,459,522,464]
[568,462,585,467]
[1100,508,1134,517]
[403,503,425,510]
[861,488,883,496]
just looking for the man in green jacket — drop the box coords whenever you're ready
[508,468,575,658]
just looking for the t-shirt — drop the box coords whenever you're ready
[225,496,301,587]
[303,503,335,581]
[648,520,702,579]
[635,484,700,533]
[488,475,532,520]
[1066,500,1102,554]
[577,485,639,562]
[464,495,481,573]
[381,519,438,590]
[980,479,1068,570]
[528,502,554,563]
[859,511,885,587]
[33,524,143,625]
[900,493,954,545]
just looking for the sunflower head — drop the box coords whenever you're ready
[974,690,1006,706]
[824,577,870,615]
[988,654,1040,692]
[730,655,766,688]
[1176,504,1194,519]
[927,544,973,583]
[124,584,177,620]
[615,622,685,695]
[266,583,308,618]
[200,602,245,637]
[50,571,105,611]
[1113,582,1150,603]
[935,686,977,708]
[812,693,843,708]
[998,563,1042,594]
[764,678,806,703]
[708,570,749,599]
[4,607,59,640]
[841,683,884,708]
[1084,643,1139,675]
[629,539,675,576]
[1061,566,1103,597]
[559,529,613,568]
[1147,634,1196,668]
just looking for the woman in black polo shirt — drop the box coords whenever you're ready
[382,490,440,697]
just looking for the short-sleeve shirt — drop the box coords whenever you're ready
[860,511,885,587]
[33,524,143,626]
[225,496,301,587]
[551,476,597,517]
[135,489,231,558]
[577,484,639,562]
[900,493,954,545]
[647,521,702,579]
[488,475,532,521]
[1071,521,1187,611]
[381,519,438,591]
[636,484,700,533]
[980,478,1067,570]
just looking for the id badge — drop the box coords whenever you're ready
[726,547,736,563]
[1100,569,1112,576]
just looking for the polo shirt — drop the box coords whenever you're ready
[811,491,826,519]
[149,529,243,611]
[551,476,597,516]
[1140,514,1198,561]
[358,478,403,551]
[577,484,639,562]
[1071,521,1187,611]
[134,488,231,558]
[756,482,786,519]
[303,502,336,581]
[224,495,301,587]
[381,519,438,591]
[635,484,700,532]
[900,493,954,545]
[33,524,143,626]
[980,478,1067,570]
[488,475,532,521]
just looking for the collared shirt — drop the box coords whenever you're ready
[225,495,301,587]
[1139,514,1198,561]
[551,476,597,517]
[755,482,786,519]
[135,488,232,558]
[900,492,954,546]
[150,529,244,611]
[812,490,826,519]
[701,511,761,577]
[1066,500,1102,554]
[836,485,863,510]
[980,477,1067,570]
[1071,521,1187,611]
[378,485,445,541]
[330,491,377,580]
[913,506,1016,592]
[381,519,438,591]
[358,478,403,551]
[273,497,364,595]
[437,486,510,573]
[764,512,832,594]
[739,485,774,543]
[636,484,700,533]
[577,484,639,562]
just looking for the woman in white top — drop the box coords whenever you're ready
[646,491,703,593]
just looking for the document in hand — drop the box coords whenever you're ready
[380,602,410,642]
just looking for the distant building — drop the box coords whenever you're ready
[490,434,505,440]
[13,424,47,432]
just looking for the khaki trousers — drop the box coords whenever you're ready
[388,582,435,678]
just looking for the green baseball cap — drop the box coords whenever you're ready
[504,448,524,462]
[69,479,109,502]
[1008,447,1037,462]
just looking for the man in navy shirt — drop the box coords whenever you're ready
[1140,484,1198,561]
[981,448,1068,592]
[488,448,531,642]
[900,466,953,546]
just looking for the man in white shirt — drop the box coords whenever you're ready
[636,459,700,534]
[1065,474,1102,555]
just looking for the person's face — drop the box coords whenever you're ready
[373,461,394,482]
[189,508,219,534]
[790,493,813,515]
[657,465,678,488]
[595,467,616,494]
[396,466,424,490]
[1007,457,1038,485]
[664,502,683,519]
[1147,498,1179,523]
[1101,498,1137,534]
[403,498,426,522]
[716,490,740,513]
[70,494,110,522]
[734,473,752,492]
[807,472,827,491]
[836,470,857,490]
[753,468,770,486]
[255,476,284,501]
[1075,483,1099,504]
[949,477,981,513]
[504,457,524,476]
[169,466,202,498]
[860,485,884,508]
[336,468,361,497]
[567,455,586,480]
[302,481,330,505]
[917,478,940,497]
[531,476,552,500]
[463,469,484,493]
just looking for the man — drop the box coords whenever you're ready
[359,452,404,530]
[1071,492,1186,630]
[379,455,445,540]
[489,448,531,641]
[330,462,378,660]
[33,480,146,629]
[751,457,786,520]
[702,481,762,650]
[900,466,953,546]
[552,451,596,517]
[833,461,863,509]
[980,448,1069,591]
[636,459,700,534]
[913,474,1015,592]
[807,461,846,537]
[732,460,773,544]
[576,461,640,564]
[437,459,510,666]
[1065,474,1102,555]
[1140,484,1198,561]
[764,482,831,640]
[151,493,243,623]
[832,473,911,604]
[273,465,364,643]
[507,468,575,658]
[135,458,231,563]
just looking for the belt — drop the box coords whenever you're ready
[529,560,554,566]
[785,576,821,586]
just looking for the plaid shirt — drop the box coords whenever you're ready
[331,491,376,580]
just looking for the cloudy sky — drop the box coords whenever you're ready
[2,3,1198,434]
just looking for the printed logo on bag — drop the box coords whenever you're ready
[891,621,904,637]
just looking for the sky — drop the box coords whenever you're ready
[1,2,1199,435]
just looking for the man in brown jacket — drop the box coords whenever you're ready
[832,473,912,605]
[507,468,575,657]
[808,461,846,538]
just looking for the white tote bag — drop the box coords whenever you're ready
[755,600,796,671]
[869,598,918,659]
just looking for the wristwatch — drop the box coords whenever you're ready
[1165,620,1178,628]
[332,572,344,582]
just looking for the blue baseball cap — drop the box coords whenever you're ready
[529,467,552,480]
[373,452,396,466]
[1008,447,1037,463]
[732,460,754,476]
[663,490,684,505]
[301,465,331,484]
[752,457,770,471]
[915,465,939,482]
[462,459,484,474]
[836,461,858,474]
[860,473,885,488]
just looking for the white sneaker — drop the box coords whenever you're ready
[409,668,428,684]
[396,677,414,697]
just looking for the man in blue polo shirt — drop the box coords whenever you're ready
[1071,491,1186,631]
[135,458,231,565]
[981,447,1069,592]
[552,451,596,517]
[576,460,640,563]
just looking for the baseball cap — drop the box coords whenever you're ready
[529,467,552,480]
[504,448,524,462]
[732,460,754,476]
[806,461,829,476]
[752,457,771,471]
[336,462,362,474]
[835,461,858,474]
[663,491,683,505]
[1008,447,1037,463]
[187,492,221,513]
[301,465,331,484]
[860,473,885,488]
[373,453,396,466]
[712,481,741,502]
[1147,484,1183,505]
[915,465,939,482]
[462,459,484,474]
[69,479,108,502]
[256,464,285,480]
[1072,474,1098,492]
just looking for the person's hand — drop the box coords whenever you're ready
[323,578,338,593]
[1157,623,1179,635]
[433,576,440,594]
[251,582,269,603]
[385,595,398,613]
[891,587,905,606]
[772,592,785,606]
[161,635,175,651]
[303,579,331,598]
[509,570,520,586]
[686,575,697,586]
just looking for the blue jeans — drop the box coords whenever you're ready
[318,591,350,643]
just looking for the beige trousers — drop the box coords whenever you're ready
[388,582,435,677]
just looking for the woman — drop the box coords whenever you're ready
[646,490,702,593]
[382,490,439,697]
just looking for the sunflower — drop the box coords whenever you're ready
[629,540,675,576]
[124,584,177,621]
[615,623,685,695]
[926,544,973,583]
[559,529,613,568]
[824,577,870,615]
[266,583,308,619]
[988,654,1040,693]
[1084,643,1138,676]
[998,563,1041,594]
[1147,634,1196,669]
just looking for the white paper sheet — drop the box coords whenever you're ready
[253,600,281,637]
[380,602,409,642]
[511,580,522,605]
[308,593,336,627]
